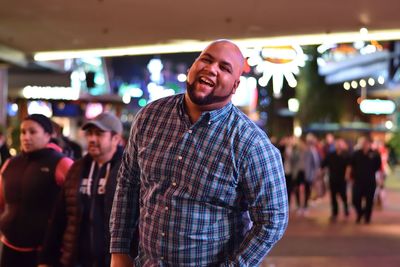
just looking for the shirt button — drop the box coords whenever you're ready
[178,156,182,160]
[161,232,165,236]
[208,121,211,125]
[160,257,164,260]
[165,206,169,211]
[188,129,193,133]
[172,182,177,186]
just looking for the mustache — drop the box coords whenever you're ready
[88,142,99,147]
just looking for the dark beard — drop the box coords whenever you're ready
[186,81,233,106]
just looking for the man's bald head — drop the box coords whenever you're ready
[201,39,245,77]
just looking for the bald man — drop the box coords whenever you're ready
[110,40,288,267]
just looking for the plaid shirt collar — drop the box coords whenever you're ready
[177,93,233,125]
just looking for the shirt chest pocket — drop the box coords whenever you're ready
[191,160,238,205]
[138,145,175,184]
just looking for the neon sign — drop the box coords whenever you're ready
[248,45,306,98]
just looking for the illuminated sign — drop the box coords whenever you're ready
[22,86,80,100]
[359,99,396,114]
[248,45,306,98]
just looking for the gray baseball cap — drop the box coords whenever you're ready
[82,112,123,134]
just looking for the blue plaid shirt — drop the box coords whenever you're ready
[110,94,288,267]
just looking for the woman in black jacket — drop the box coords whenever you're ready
[0,114,73,267]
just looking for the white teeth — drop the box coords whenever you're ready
[199,77,214,86]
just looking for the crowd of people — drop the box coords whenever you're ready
[277,132,392,224]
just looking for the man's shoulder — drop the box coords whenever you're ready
[133,94,182,128]
[69,155,90,171]
[140,94,182,113]
[227,106,278,157]
[230,106,269,142]
[64,155,92,185]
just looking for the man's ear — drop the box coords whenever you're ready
[112,134,121,145]
[232,79,240,94]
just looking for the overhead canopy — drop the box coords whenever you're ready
[1,0,400,61]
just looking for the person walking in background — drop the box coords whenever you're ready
[38,112,131,267]
[373,139,390,208]
[321,138,350,222]
[291,138,309,215]
[0,129,11,168]
[50,121,83,160]
[279,135,296,207]
[110,39,288,267]
[304,133,322,202]
[322,133,336,158]
[348,136,381,224]
[0,114,73,267]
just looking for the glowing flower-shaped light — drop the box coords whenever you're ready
[249,45,306,98]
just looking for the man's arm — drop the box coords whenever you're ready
[37,187,67,266]
[109,117,141,259]
[111,253,134,267]
[227,140,289,266]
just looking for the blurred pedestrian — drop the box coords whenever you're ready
[304,133,322,201]
[321,138,350,222]
[50,121,82,160]
[292,138,308,214]
[323,133,336,157]
[348,136,381,224]
[38,112,130,267]
[0,114,73,267]
[373,139,390,208]
[279,136,295,207]
[0,129,11,168]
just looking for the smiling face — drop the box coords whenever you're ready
[185,40,244,111]
[20,120,51,153]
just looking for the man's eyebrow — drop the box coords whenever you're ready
[220,61,233,70]
[201,52,214,59]
[202,53,233,70]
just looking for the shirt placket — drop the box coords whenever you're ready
[158,117,196,263]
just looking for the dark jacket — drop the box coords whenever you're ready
[350,149,381,187]
[39,146,123,267]
[0,148,64,248]
[0,143,11,168]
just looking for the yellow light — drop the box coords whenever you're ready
[368,78,375,86]
[360,27,369,35]
[343,82,351,90]
[385,121,393,130]
[10,148,17,156]
[288,98,299,112]
[378,76,385,85]
[34,29,400,61]
[177,73,187,82]
[294,126,302,137]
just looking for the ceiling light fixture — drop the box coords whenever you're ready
[34,29,400,61]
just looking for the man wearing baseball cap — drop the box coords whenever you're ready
[39,112,133,267]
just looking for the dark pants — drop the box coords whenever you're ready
[285,174,293,205]
[0,244,37,267]
[352,183,376,223]
[330,182,349,217]
[295,171,311,209]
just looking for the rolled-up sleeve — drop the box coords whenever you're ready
[109,116,141,254]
